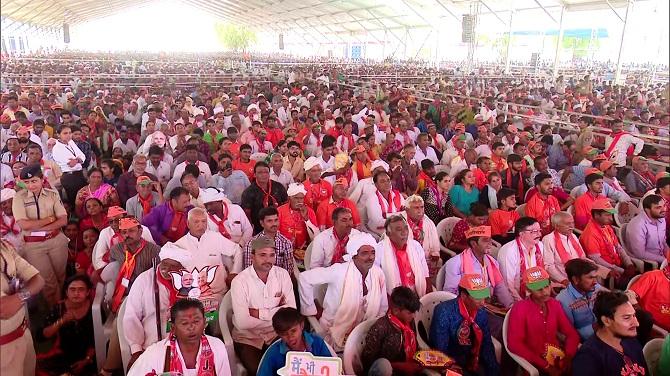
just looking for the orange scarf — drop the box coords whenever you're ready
[388,313,417,361]
[331,229,349,265]
[355,160,371,179]
[457,296,483,372]
[111,240,147,312]
[138,193,154,216]
[553,231,585,264]
[516,238,544,297]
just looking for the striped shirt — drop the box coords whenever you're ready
[243,231,294,273]
[109,241,161,293]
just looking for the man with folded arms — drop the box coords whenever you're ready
[231,236,296,376]
[299,233,388,352]
[507,267,580,376]
[431,274,500,376]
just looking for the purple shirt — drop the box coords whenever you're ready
[625,211,667,264]
[141,202,193,245]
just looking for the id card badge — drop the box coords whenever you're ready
[121,278,130,288]
[7,277,21,294]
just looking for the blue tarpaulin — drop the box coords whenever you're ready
[511,28,609,38]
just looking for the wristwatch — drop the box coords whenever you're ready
[17,289,31,302]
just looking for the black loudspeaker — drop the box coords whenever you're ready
[278,33,284,50]
[63,23,70,44]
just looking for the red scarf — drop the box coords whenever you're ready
[506,169,524,202]
[553,231,585,264]
[392,241,414,287]
[164,203,187,243]
[516,238,544,297]
[167,334,216,376]
[406,215,424,243]
[255,138,267,153]
[376,189,402,219]
[256,180,277,208]
[138,194,154,216]
[330,229,349,265]
[208,202,230,239]
[341,133,355,152]
[156,268,180,307]
[111,240,147,312]
[388,313,417,361]
[0,215,19,235]
[604,131,627,158]
[418,171,436,190]
[355,160,371,179]
[457,296,483,372]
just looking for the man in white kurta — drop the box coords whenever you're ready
[604,120,644,167]
[497,218,545,302]
[124,244,192,368]
[348,160,388,226]
[230,236,296,374]
[200,188,254,247]
[309,207,362,269]
[299,233,388,352]
[375,215,430,298]
[365,171,405,239]
[400,196,439,261]
[174,208,243,314]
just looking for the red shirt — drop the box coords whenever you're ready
[573,192,603,230]
[303,179,333,212]
[264,127,284,147]
[229,142,241,159]
[315,198,361,229]
[507,298,580,369]
[580,220,623,267]
[472,168,488,190]
[448,219,470,250]
[525,193,561,236]
[277,203,316,249]
[232,159,256,180]
[489,209,520,236]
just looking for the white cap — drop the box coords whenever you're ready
[247,104,259,112]
[301,85,309,91]
[343,233,377,262]
[159,242,192,265]
[192,108,204,117]
[282,88,290,93]
[303,156,321,171]
[286,183,307,196]
[307,93,315,99]
[289,96,297,102]
[200,187,226,204]
[213,105,224,115]
[371,160,389,172]
[0,188,16,202]
[221,94,230,100]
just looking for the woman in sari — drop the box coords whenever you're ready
[421,171,455,224]
[74,168,120,218]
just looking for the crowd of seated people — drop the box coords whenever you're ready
[0,51,669,376]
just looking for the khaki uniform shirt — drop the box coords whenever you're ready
[0,241,39,335]
[12,188,67,237]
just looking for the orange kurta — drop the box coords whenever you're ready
[232,159,256,180]
[303,179,333,212]
[573,192,604,230]
[489,209,520,236]
[579,220,623,267]
[277,203,316,249]
[315,198,361,228]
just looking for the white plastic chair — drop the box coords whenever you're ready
[615,201,640,227]
[117,299,130,374]
[516,203,526,217]
[502,312,540,376]
[218,292,247,376]
[436,264,447,292]
[569,186,581,198]
[415,291,457,350]
[643,338,665,376]
[303,242,314,270]
[92,282,114,370]
[342,318,377,375]
[436,217,462,259]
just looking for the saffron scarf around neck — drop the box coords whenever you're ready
[460,248,502,288]
[388,312,417,361]
[110,240,148,312]
[376,189,402,219]
[167,334,217,376]
[380,236,427,297]
[329,262,384,348]
[516,238,544,297]
[330,229,349,265]
[457,296,484,372]
[553,231,585,264]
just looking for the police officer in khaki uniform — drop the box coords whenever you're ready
[0,239,45,376]
[12,164,69,306]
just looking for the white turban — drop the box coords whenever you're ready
[371,160,389,172]
[343,233,377,262]
[287,183,307,197]
[303,156,321,171]
[213,105,224,115]
[247,104,259,113]
[159,242,192,266]
[0,188,16,202]
[200,187,226,204]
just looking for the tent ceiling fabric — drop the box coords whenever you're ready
[1,0,634,32]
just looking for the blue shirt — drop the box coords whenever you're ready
[556,284,601,342]
[450,185,480,216]
[257,331,332,376]
[429,298,499,376]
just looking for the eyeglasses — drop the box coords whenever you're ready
[523,229,542,234]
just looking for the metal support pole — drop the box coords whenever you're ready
[553,6,565,78]
[614,0,632,84]
[504,9,514,74]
